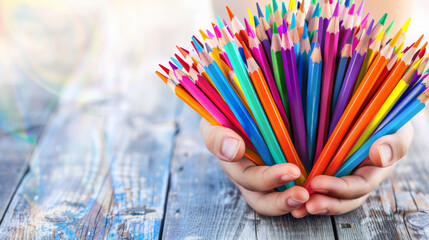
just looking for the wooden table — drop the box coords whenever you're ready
[1,1,429,238]
[1,72,429,239]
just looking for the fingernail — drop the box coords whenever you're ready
[287,198,305,208]
[378,144,393,165]
[315,209,328,215]
[280,173,300,182]
[221,137,240,161]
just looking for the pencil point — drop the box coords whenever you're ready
[312,3,320,18]
[289,0,296,11]
[348,4,355,15]
[159,64,170,75]
[357,0,364,16]
[273,21,278,34]
[302,22,309,39]
[333,1,340,17]
[311,0,317,5]
[414,34,424,48]
[155,71,168,84]
[345,0,351,8]
[379,13,388,26]
[272,0,279,12]
[366,19,375,35]
[402,18,411,33]
[282,2,287,16]
[300,0,305,13]
[216,15,225,28]
[256,2,264,18]
[244,18,256,38]
[168,61,178,71]
[192,37,204,53]
[375,30,385,41]
[282,19,288,33]
[254,15,260,26]
[389,29,403,47]
[290,13,297,30]
[225,5,235,21]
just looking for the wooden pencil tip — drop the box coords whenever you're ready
[216,15,225,28]
[273,21,279,34]
[389,29,403,47]
[366,19,375,35]
[333,1,340,17]
[348,4,355,15]
[199,30,209,40]
[376,30,385,41]
[312,3,320,18]
[414,35,424,48]
[242,43,252,60]
[290,13,297,30]
[300,0,305,13]
[191,37,204,53]
[225,5,235,21]
[272,0,279,12]
[357,0,365,15]
[256,2,264,18]
[155,71,168,84]
[174,54,190,71]
[159,64,170,75]
[402,18,411,33]
[379,13,388,26]
[282,2,287,16]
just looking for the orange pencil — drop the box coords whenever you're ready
[304,30,401,190]
[156,71,265,166]
[324,36,420,176]
[243,44,308,181]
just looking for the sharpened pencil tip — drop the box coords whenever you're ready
[366,19,375,35]
[348,4,355,15]
[402,18,411,33]
[389,29,403,47]
[216,15,225,28]
[159,64,170,75]
[155,71,168,84]
[375,30,385,41]
[333,1,340,17]
[282,2,287,16]
[192,37,204,53]
[256,2,264,18]
[225,5,235,21]
[414,35,424,48]
[290,13,297,30]
[357,0,365,15]
[272,0,279,12]
[254,15,260,26]
[312,3,320,18]
[379,13,388,26]
[273,21,278,34]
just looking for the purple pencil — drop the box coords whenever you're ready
[315,2,340,159]
[338,4,355,53]
[329,25,371,136]
[254,16,273,71]
[281,19,309,169]
[318,0,332,57]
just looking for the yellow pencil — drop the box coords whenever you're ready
[348,54,422,157]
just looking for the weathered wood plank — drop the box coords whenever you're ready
[0,96,178,239]
[162,106,336,239]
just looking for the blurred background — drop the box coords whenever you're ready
[1,0,427,145]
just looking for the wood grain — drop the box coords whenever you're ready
[0,96,178,239]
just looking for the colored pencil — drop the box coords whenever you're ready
[336,89,429,177]
[315,3,340,159]
[353,0,364,29]
[308,3,320,42]
[376,73,429,133]
[243,44,308,183]
[306,0,318,24]
[324,30,415,176]
[282,20,309,169]
[348,52,422,158]
[156,71,265,166]
[331,31,354,121]
[196,44,275,166]
[272,21,292,126]
[290,13,301,58]
[305,29,399,190]
[219,22,296,187]
[245,18,291,132]
[338,4,355,52]
[306,43,323,165]
[381,20,396,47]
[298,23,311,107]
[318,0,332,57]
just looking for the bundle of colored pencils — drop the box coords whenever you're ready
[156,0,429,191]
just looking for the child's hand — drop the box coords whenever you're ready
[200,119,310,216]
[292,123,414,218]
[200,119,414,217]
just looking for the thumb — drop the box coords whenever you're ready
[368,122,414,168]
[199,119,245,162]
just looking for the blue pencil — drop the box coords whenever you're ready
[375,73,429,134]
[298,23,311,109]
[331,31,354,118]
[306,43,323,165]
[335,90,429,177]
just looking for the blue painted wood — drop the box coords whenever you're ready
[0,97,178,238]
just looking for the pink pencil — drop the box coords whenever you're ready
[315,2,340,159]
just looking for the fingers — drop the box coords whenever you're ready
[368,122,414,167]
[200,119,245,162]
[239,185,310,216]
[220,160,302,192]
[309,164,395,199]
[303,193,369,216]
